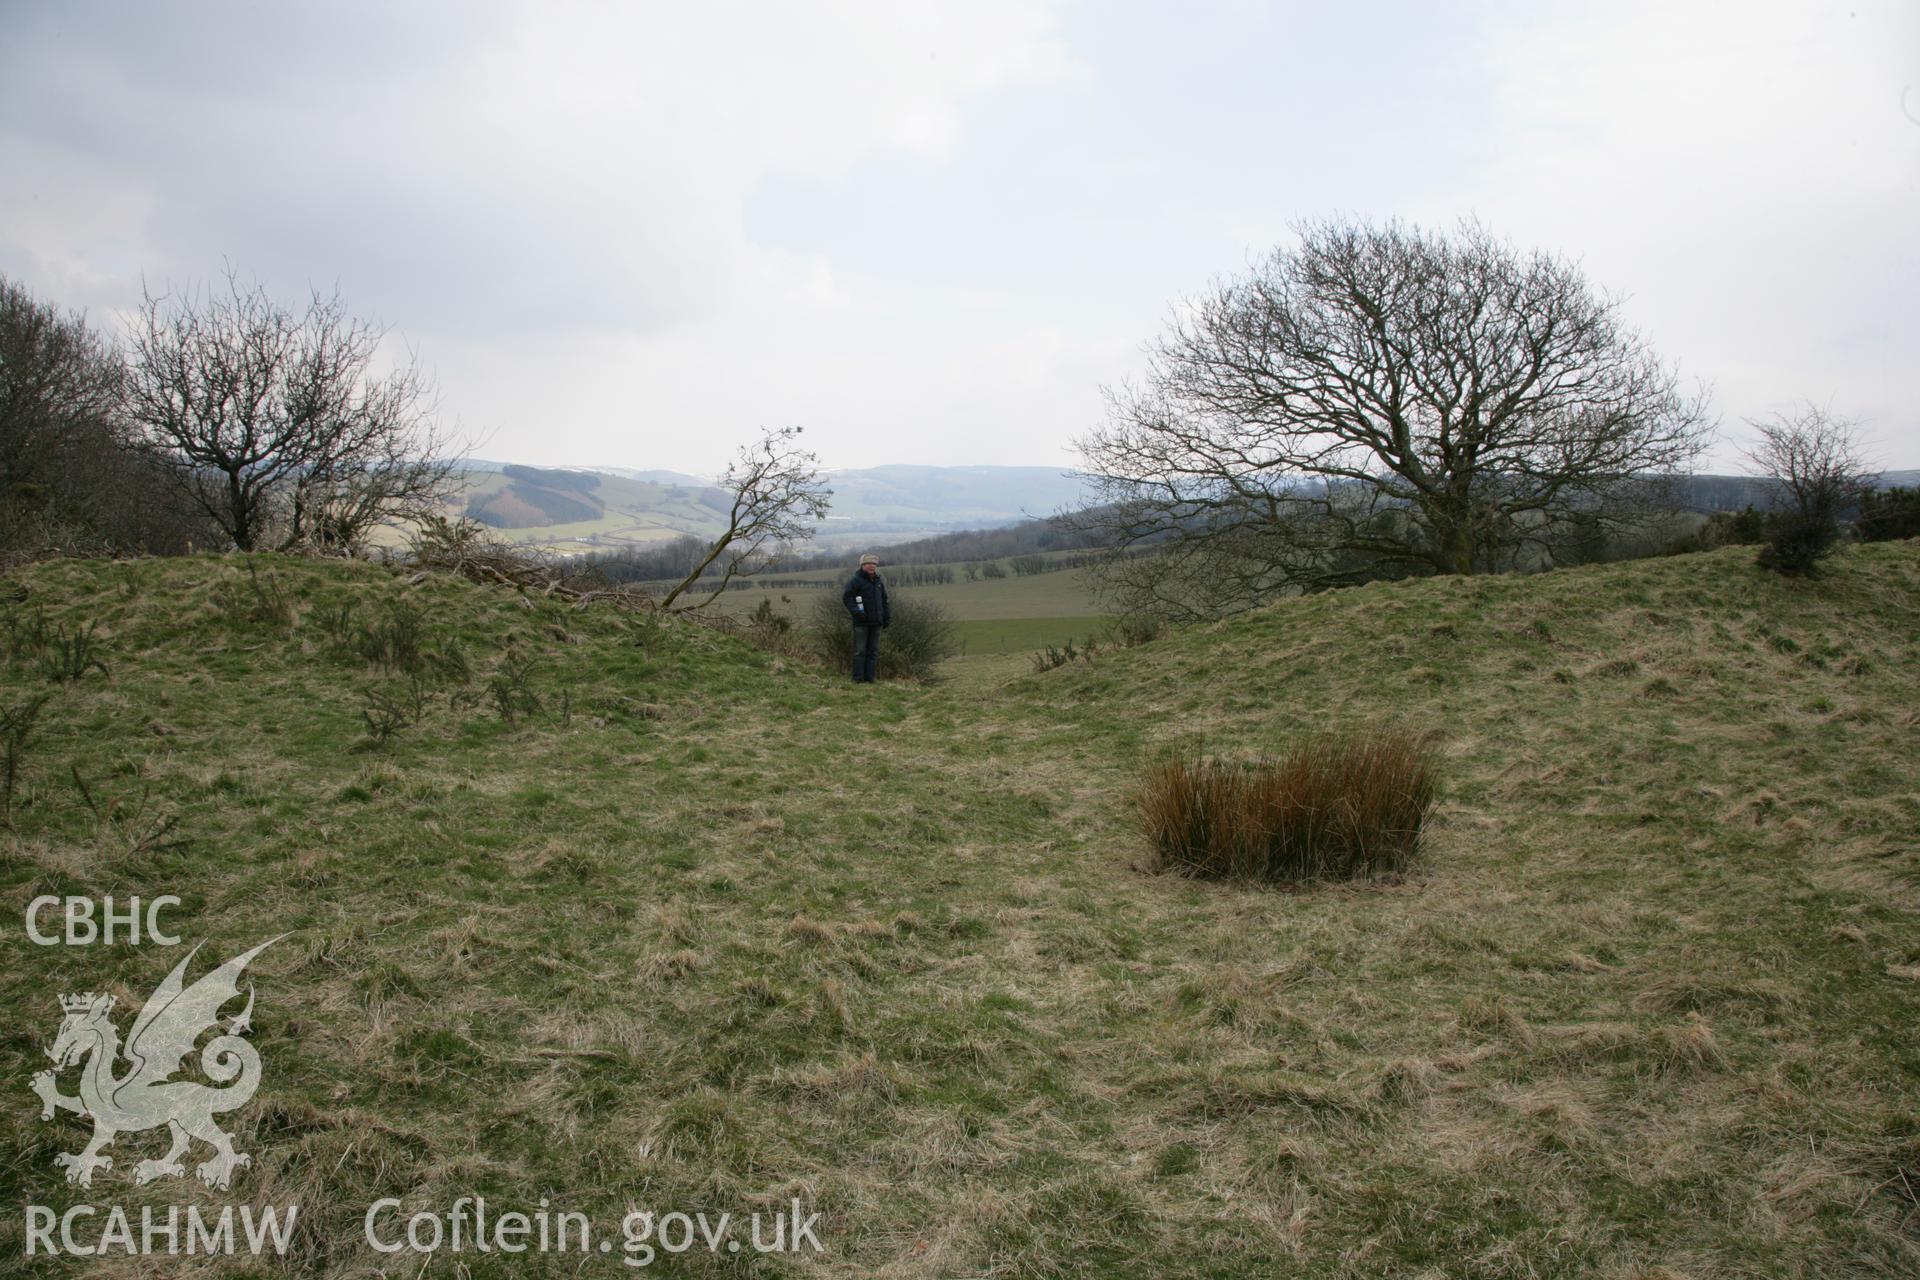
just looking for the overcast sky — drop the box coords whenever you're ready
[4,1,1916,477]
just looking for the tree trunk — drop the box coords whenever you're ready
[228,471,255,551]
[1416,494,1477,576]
[659,522,735,610]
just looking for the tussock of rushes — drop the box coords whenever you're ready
[1139,729,1439,882]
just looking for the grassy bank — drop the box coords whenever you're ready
[1,543,1915,1277]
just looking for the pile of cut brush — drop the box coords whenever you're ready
[401,515,658,610]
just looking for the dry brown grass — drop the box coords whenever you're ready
[1138,728,1440,882]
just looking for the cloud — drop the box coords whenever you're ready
[0,0,1097,468]
[5,2,1080,330]
[1461,0,1920,462]
[2,1,1911,474]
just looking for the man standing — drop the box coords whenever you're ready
[841,553,890,683]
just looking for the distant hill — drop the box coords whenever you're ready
[447,465,733,549]
[437,462,1916,557]
[573,466,713,487]
[818,465,1086,530]
[437,461,1091,553]
[1668,471,1919,514]
[465,465,606,527]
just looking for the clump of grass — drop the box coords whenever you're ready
[637,948,703,985]
[1139,729,1439,882]
[1646,1013,1729,1075]
[1374,1056,1443,1104]
[1458,994,1536,1046]
[212,558,296,628]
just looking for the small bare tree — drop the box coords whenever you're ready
[658,426,831,611]
[1744,405,1871,575]
[124,270,457,553]
[1072,217,1713,620]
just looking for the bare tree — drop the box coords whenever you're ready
[659,426,831,611]
[1071,218,1713,619]
[1744,404,1871,575]
[124,271,457,553]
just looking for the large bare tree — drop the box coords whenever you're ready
[1073,218,1712,619]
[124,271,456,552]
[658,426,832,611]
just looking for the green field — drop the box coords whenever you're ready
[707,563,1101,622]
[951,615,1107,656]
[707,567,1106,674]
[3,544,1917,1277]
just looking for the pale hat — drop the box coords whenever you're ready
[859,553,878,566]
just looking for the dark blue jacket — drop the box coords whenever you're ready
[842,568,890,627]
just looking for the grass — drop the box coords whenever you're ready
[0,543,1916,1277]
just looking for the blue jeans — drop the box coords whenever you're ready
[851,625,881,682]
